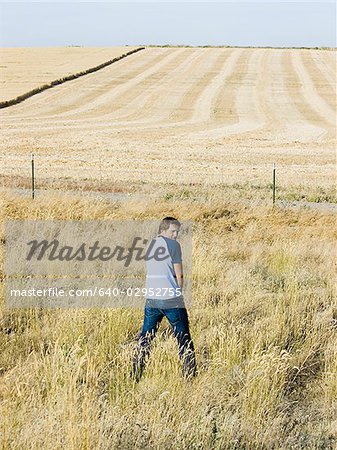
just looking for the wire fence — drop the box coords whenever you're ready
[0,153,335,208]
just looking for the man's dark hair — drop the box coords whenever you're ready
[159,216,181,233]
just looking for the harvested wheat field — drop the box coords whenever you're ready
[0,46,336,449]
[0,47,336,199]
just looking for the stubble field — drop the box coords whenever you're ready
[0,47,336,196]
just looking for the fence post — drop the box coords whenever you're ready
[31,153,35,199]
[272,163,276,205]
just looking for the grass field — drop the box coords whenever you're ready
[0,192,336,449]
[0,46,336,449]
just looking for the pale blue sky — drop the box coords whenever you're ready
[0,2,335,48]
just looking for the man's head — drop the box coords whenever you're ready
[158,217,181,240]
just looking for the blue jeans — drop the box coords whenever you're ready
[132,300,197,380]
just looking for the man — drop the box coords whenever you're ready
[132,217,196,381]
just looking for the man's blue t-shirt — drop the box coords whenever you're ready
[145,235,182,301]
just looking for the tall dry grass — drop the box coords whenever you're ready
[0,190,336,449]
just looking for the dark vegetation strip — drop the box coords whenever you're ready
[147,45,336,50]
[0,47,145,109]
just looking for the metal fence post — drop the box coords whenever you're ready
[272,163,276,205]
[31,153,35,199]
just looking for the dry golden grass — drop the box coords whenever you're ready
[0,189,336,449]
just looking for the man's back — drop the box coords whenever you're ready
[145,235,182,302]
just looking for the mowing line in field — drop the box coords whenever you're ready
[52,48,188,120]
[94,48,200,122]
[302,51,336,110]
[284,51,335,141]
[312,51,336,91]
[291,50,335,127]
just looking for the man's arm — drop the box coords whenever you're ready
[174,262,183,289]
